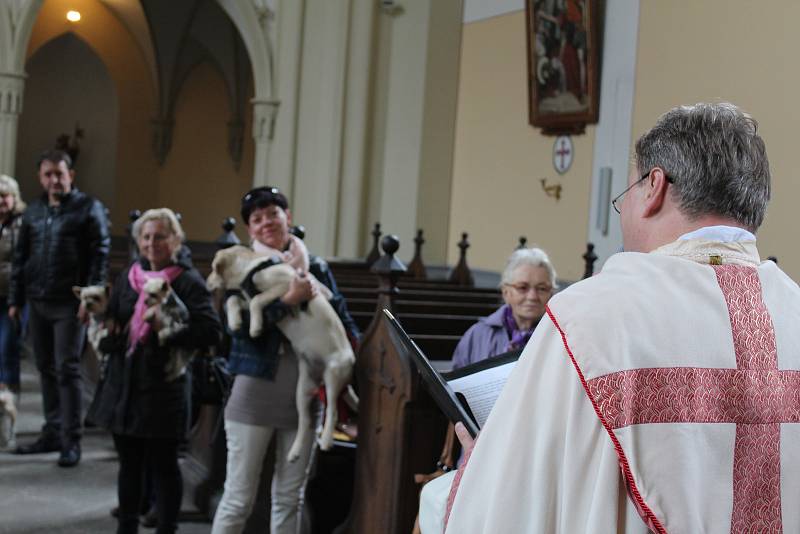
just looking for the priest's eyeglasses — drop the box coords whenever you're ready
[611,170,674,214]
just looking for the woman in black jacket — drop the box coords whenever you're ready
[89,208,221,534]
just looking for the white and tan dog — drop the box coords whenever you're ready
[207,245,356,461]
[142,278,193,381]
[73,285,110,362]
[0,386,17,450]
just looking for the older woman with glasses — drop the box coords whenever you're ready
[451,247,557,369]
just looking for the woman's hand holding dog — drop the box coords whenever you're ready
[280,270,317,306]
[144,305,163,332]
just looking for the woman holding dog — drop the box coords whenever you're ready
[0,174,25,450]
[88,208,221,534]
[211,187,359,534]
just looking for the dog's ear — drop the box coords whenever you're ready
[72,286,83,300]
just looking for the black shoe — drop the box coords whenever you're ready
[15,436,61,455]
[140,506,158,529]
[57,443,81,467]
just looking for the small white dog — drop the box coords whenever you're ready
[142,278,193,381]
[207,245,356,461]
[72,284,110,359]
[0,386,17,450]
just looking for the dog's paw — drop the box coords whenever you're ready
[319,434,334,451]
[229,317,243,331]
[249,325,262,338]
[157,330,170,346]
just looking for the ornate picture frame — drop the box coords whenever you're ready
[525,0,600,135]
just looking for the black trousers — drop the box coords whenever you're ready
[113,434,182,534]
[28,299,85,445]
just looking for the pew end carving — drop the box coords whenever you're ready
[583,242,598,279]
[448,232,475,287]
[215,217,240,249]
[365,222,382,266]
[407,229,427,280]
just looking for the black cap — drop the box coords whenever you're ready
[240,186,289,224]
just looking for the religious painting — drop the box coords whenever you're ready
[525,0,600,135]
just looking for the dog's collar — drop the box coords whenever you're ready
[240,256,282,300]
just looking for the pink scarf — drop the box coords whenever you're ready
[127,262,183,354]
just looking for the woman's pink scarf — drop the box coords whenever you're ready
[127,262,183,354]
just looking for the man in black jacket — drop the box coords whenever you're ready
[9,149,110,467]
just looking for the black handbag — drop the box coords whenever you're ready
[191,354,233,406]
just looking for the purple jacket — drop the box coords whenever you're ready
[451,305,512,370]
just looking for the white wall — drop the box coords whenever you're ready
[586,0,640,266]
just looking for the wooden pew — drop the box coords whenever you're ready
[337,236,449,534]
[337,237,600,534]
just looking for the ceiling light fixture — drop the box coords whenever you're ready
[66,10,81,22]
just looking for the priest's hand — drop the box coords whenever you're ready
[455,422,476,453]
[414,469,447,486]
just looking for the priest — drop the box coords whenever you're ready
[420,102,800,533]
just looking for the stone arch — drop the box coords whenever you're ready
[214,0,274,99]
[16,0,160,231]
[8,0,45,72]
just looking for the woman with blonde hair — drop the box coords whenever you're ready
[88,208,221,534]
[0,174,26,450]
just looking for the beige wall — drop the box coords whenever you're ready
[633,1,800,280]
[158,62,254,242]
[26,0,158,233]
[23,0,254,241]
[449,10,594,281]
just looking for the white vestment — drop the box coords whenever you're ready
[422,236,800,534]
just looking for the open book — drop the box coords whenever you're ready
[384,309,521,438]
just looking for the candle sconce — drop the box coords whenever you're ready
[540,178,562,201]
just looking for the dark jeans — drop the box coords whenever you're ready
[113,434,182,534]
[0,298,22,388]
[28,299,85,445]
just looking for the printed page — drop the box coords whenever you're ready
[446,360,517,428]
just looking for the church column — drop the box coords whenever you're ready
[0,71,26,176]
[334,0,377,258]
[290,0,356,257]
[250,97,281,188]
[586,0,640,265]
[366,1,463,263]
[264,0,305,197]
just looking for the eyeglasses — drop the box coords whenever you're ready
[242,186,280,203]
[504,283,553,296]
[611,170,674,214]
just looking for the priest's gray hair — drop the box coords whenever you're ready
[634,102,770,232]
[501,247,557,288]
